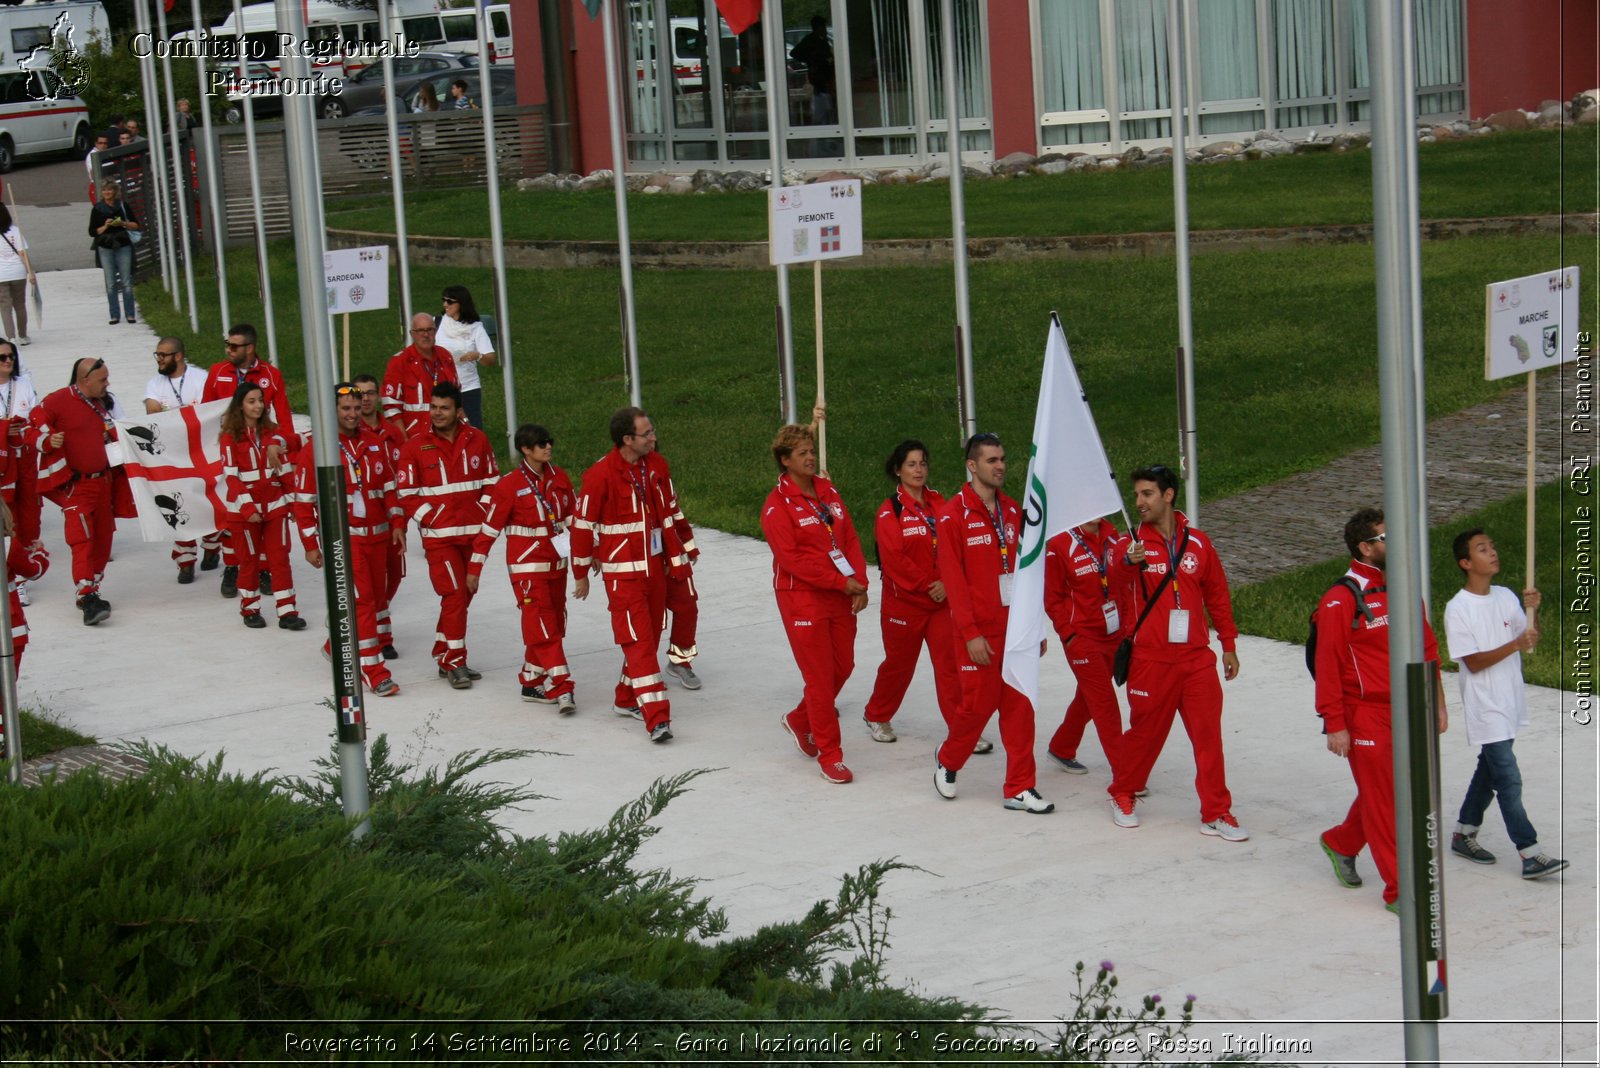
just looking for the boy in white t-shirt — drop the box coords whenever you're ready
[1444,528,1567,880]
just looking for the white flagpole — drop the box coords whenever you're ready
[1168,0,1198,524]
[191,0,229,330]
[133,0,177,303]
[232,0,278,362]
[761,0,796,421]
[473,2,517,448]
[378,0,414,336]
[600,0,641,406]
[155,0,200,331]
[940,0,974,446]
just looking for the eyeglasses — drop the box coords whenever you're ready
[627,428,657,439]
[1363,533,1387,544]
[335,384,359,397]
[358,389,379,398]
[441,298,459,305]
[535,438,553,448]
[0,352,15,363]
[154,349,179,358]
[224,341,248,350]
[969,432,1001,445]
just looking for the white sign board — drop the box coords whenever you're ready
[768,180,863,265]
[1484,266,1581,381]
[324,245,391,314]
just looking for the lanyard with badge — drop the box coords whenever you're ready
[906,487,939,555]
[1071,526,1120,635]
[525,463,570,559]
[629,461,663,556]
[340,437,368,519]
[167,370,189,408]
[73,386,115,442]
[804,484,854,577]
[987,495,1015,606]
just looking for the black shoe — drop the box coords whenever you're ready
[242,612,267,629]
[278,613,307,631]
[126,316,137,323]
[381,644,399,660]
[1451,832,1496,865]
[259,570,272,595]
[1521,853,1569,880]
[78,595,110,626]
[176,564,195,585]
[108,318,119,325]
[200,549,220,572]
[220,566,238,598]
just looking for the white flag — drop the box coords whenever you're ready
[1001,316,1124,706]
[112,399,229,543]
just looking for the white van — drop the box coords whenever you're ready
[485,3,512,63]
[0,68,91,172]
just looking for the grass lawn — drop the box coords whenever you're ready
[16,710,96,761]
[322,126,1599,242]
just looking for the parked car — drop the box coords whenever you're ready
[320,50,477,119]
[221,63,283,124]
[339,66,518,173]
[0,69,91,171]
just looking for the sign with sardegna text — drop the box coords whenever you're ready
[325,245,391,314]
[768,179,863,265]
[1484,266,1581,381]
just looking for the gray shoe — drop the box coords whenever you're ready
[446,666,473,690]
[1451,832,1496,864]
[614,704,643,720]
[666,662,702,690]
[1521,853,1568,880]
[1047,752,1088,774]
[972,736,994,755]
[557,692,577,715]
[1320,838,1363,888]
[864,718,897,743]
[650,722,673,743]
[371,678,400,697]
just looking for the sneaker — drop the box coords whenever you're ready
[1047,752,1088,774]
[200,549,221,572]
[1135,787,1151,798]
[17,336,29,346]
[1110,796,1140,829]
[381,644,399,660]
[1320,838,1363,888]
[127,316,137,324]
[219,566,238,598]
[176,564,195,585]
[16,581,28,607]
[446,666,473,690]
[108,318,119,325]
[782,711,819,757]
[1451,832,1496,864]
[78,596,109,626]
[259,571,272,596]
[1521,853,1569,880]
[371,677,401,697]
[650,722,673,743]
[819,761,853,784]
[241,612,267,629]
[321,644,331,663]
[614,704,643,720]
[1385,901,1400,915]
[557,692,577,716]
[973,736,995,755]
[1201,814,1250,842]
[461,665,483,681]
[522,685,557,705]
[278,613,307,631]
[864,718,897,743]
[666,662,702,690]
[933,752,957,800]
[1003,788,1055,814]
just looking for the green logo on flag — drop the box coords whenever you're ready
[1019,444,1046,569]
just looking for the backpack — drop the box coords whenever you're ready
[1304,577,1383,678]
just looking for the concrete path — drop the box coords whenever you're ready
[11,270,1597,1067]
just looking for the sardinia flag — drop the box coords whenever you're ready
[112,399,229,543]
[1000,314,1123,707]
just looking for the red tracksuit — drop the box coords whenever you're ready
[573,449,691,732]
[365,416,407,646]
[762,473,868,770]
[1316,559,1440,905]
[1,416,40,666]
[219,427,299,621]
[292,428,402,692]
[33,387,135,602]
[471,460,577,696]
[203,358,300,571]
[662,463,700,668]
[934,483,1036,798]
[1106,513,1239,821]
[396,422,498,670]
[863,485,959,729]
[1044,520,1130,770]
[380,344,458,439]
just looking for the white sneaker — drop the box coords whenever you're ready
[864,718,896,743]
[613,704,643,720]
[666,662,702,690]
[1003,788,1055,814]
[557,692,577,716]
[1201,814,1250,842]
[15,581,28,607]
[972,736,995,754]
[16,336,29,346]
[934,752,957,800]
[1110,796,1140,829]
[650,722,673,743]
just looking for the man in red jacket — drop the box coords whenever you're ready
[396,383,498,689]
[356,372,407,659]
[1043,518,1130,777]
[933,433,1054,814]
[1106,464,1245,838]
[381,314,459,439]
[572,406,693,742]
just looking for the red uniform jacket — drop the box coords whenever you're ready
[1313,559,1440,734]
[31,387,136,518]
[202,359,300,451]
[291,427,403,551]
[1044,519,1131,649]
[761,473,868,601]
[572,449,697,581]
[1112,511,1238,658]
[380,344,458,438]
[874,484,946,611]
[364,416,406,469]
[469,461,575,581]
[937,482,1020,643]
[0,415,40,545]
[218,428,294,522]
[395,423,498,541]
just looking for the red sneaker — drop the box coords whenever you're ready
[819,760,853,784]
[782,711,819,757]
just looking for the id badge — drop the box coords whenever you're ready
[550,530,572,559]
[998,572,1015,606]
[649,528,663,556]
[1102,600,1121,635]
[1167,608,1190,644]
[829,548,855,576]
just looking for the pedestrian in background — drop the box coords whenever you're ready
[434,286,494,428]
[88,183,139,325]
[0,204,36,346]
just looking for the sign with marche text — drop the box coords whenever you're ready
[1484,266,1580,381]
[768,180,863,265]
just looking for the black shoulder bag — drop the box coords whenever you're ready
[1112,529,1189,687]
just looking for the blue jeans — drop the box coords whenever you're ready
[1457,739,1538,851]
[99,243,135,321]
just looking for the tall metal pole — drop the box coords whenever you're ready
[600,0,641,407]
[941,0,974,444]
[1169,0,1198,524]
[155,0,200,331]
[378,0,413,335]
[277,0,370,836]
[133,0,178,301]
[475,3,518,449]
[191,0,229,330]
[761,0,795,422]
[233,0,278,362]
[1368,0,1447,1053]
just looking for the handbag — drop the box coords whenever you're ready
[1112,528,1189,686]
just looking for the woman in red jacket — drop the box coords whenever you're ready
[218,383,304,631]
[762,423,868,784]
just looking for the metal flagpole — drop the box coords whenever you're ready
[233,0,278,362]
[133,0,178,302]
[940,0,974,446]
[600,0,641,407]
[276,0,371,836]
[1169,0,1198,524]
[378,0,413,335]
[761,0,795,422]
[191,0,229,330]
[474,4,518,449]
[155,0,200,332]
[1368,0,1447,1054]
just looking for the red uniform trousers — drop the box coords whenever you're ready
[171,530,222,568]
[59,475,114,599]
[1322,700,1398,904]
[380,538,405,644]
[321,533,393,691]
[776,589,855,768]
[606,570,670,731]
[665,573,698,665]
[1049,637,1124,771]
[424,536,475,669]
[228,516,298,619]
[1108,647,1233,821]
[9,584,26,668]
[514,573,573,697]
[937,636,1037,798]
[863,593,960,728]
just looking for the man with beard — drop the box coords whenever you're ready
[144,337,213,584]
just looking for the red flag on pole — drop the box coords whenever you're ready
[713,0,761,35]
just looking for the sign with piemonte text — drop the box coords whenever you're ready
[1484,266,1581,381]
[324,245,391,314]
[768,179,863,265]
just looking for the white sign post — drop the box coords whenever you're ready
[1484,265,1582,586]
[768,180,864,471]
[325,245,393,380]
